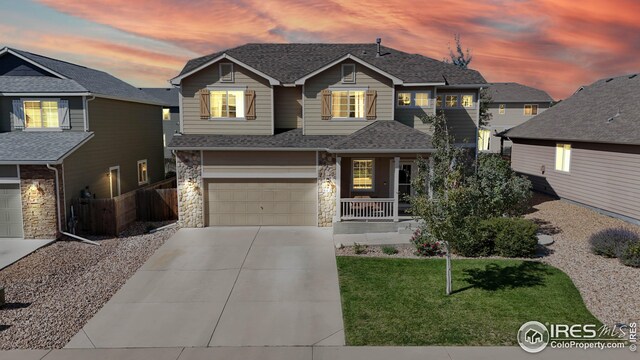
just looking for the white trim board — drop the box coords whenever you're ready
[294,54,403,85]
[170,53,280,86]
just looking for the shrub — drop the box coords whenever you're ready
[451,219,494,257]
[381,245,398,255]
[353,242,368,255]
[411,228,444,257]
[589,227,639,258]
[485,217,539,258]
[619,242,640,268]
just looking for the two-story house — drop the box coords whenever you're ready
[0,47,165,239]
[480,82,554,154]
[169,41,486,232]
[140,87,180,173]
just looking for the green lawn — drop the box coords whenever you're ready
[336,257,601,346]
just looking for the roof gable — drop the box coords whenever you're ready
[487,82,554,103]
[174,43,486,86]
[0,52,57,77]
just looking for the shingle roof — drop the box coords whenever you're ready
[0,47,164,105]
[486,82,554,103]
[139,88,179,107]
[0,131,93,164]
[0,76,86,92]
[177,43,486,85]
[330,121,432,151]
[169,121,433,152]
[505,73,640,145]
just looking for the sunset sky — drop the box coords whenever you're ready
[2,0,639,100]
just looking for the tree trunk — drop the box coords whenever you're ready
[445,241,452,295]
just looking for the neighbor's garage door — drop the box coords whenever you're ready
[205,179,317,226]
[0,184,23,238]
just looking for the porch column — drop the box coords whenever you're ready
[393,156,400,222]
[334,156,341,222]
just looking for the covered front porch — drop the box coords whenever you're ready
[334,154,430,223]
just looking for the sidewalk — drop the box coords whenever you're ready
[1,346,637,360]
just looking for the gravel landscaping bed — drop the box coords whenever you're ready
[0,222,176,350]
[524,193,640,327]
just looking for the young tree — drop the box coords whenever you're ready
[410,112,475,295]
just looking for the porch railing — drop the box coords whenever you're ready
[340,198,395,220]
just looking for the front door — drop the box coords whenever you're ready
[398,161,414,201]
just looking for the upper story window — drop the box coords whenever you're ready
[555,144,571,172]
[445,95,458,108]
[219,63,234,82]
[436,95,442,108]
[137,159,148,185]
[332,90,365,118]
[478,129,491,151]
[397,92,431,108]
[352,159,374,191]
[524,104,538,116]
[341,64,356,84]
[461,95,474,108]
[210,90,244,118]
[498,104,506,115]
[24,100,59,128]
[162,108,170,120]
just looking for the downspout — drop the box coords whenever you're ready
[84,95,96,131]
[46,164,99,246]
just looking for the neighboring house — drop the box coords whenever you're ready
[168,41,486,232]
[0,47,165,239]
[140,88,180,172]
[481,82,553,154]
[505,73,640,224]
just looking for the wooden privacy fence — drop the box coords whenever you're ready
[72,178,177,236]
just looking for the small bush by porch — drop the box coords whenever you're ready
[337,257,601,346]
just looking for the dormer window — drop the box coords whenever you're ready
[220,63,234,82]
[341,64,356,83]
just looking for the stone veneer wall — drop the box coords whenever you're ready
[317,152,336,227]
[20,165,63,239]
[176,150,204,228]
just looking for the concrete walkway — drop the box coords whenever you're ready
[66,227,344,348]
[0,239,55,270]
[3,346,637,360]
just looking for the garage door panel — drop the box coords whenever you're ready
[205,179,317,226]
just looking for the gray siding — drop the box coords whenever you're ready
[163,107,180,158]
[511,139,640,221]
[274,86,302,129]
[63,98,164,215]
[438,90,480,144]
[303,61,393,135]
[0,96,85,132]
[394,86,436,133]
[485,102,551,153]
[181,61,272,135]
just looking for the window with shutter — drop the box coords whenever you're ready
[321,89,332,120]
[365,90,376,120]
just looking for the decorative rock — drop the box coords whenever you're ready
[537,234,554,245]
[176,151,204,228]
[317,152,336,227]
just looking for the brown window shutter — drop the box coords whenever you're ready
[245,90,256,120]
[321,89,332,120]
[199,89,210,119]
[366,90,377,120]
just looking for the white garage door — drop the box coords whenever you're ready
[205,179,317,226]
[0,184,23,238]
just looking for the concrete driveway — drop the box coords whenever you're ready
[66,226,344,348]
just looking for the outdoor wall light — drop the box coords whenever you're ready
[29,182,40,192]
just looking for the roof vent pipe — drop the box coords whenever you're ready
[376,38,382,57]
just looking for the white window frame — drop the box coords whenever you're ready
[21,98,61,131]
[444,94,459,108]
[207,88,246,120]
[524,104,538,116]
[219,63,234,82]
[498,104,506,115]
[555,144,571,172]
[137,159,149,185]
[396,91,431,108]
[437,93,477,109]
[478,129,491,151]
[351,158,375,192]
[460,94,476,109]
[341,64,356,84]
[330,88,367,120]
